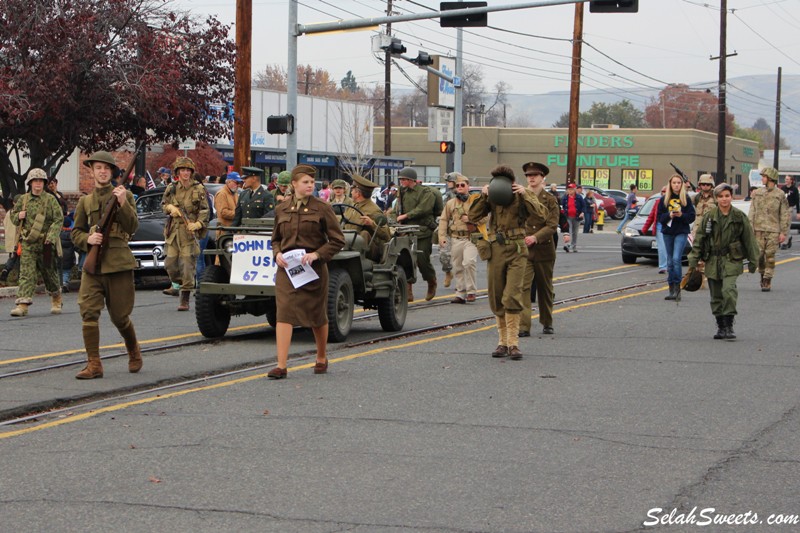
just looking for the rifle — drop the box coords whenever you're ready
[670,162,696,192]
[83,145,140,274]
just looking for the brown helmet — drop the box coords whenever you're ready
[681,269,704,292]
[172,157,196,173]
[83,151,119,170]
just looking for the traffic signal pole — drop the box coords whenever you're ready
[454,25,464,174]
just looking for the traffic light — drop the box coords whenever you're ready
[439,141,455,153]
[589,1,638,13]
[440,2,488,28]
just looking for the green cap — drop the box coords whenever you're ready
[277,171,292,186]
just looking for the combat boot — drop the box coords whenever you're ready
[162,286,179,296]
[11,300,30,317]
[761,277,771,292]
[76,323,103,379]
[505,313,523,360]
[664,284,676,300]
[674,284,681,303]
[177,290,191,311]
[119,321,142,373]
[443,271,453,288]
[713,316,726,339]
[425,279,437,301]
[492,315,508,358]
[724,316,736,340]
[407,282,414,302]
[50,292,63,314]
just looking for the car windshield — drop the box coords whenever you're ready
[136,194,163,215]
[637,196,659,217]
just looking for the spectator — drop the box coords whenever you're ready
[642,186,669,274]
[129,175,147,197]
[583,189,596,233]
[267,172,279,191]
[214,172,241,237]
[60,214,75,292]
[560,183,585,252]
[47,176,69,216]
[156,167,172,187]
[1,195,20,282]
[616,184,639,233]
[658,174,695,301]
[318,180,332,202]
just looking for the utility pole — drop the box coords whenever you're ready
[454,24,464,173]
[384,0,392,165]
[774,66,782,170]
[234,0,252,171]
[566,2,584,185]
[715,0,728,184]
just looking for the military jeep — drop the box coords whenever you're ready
[195,205,418,342]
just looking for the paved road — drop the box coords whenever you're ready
[1,231,799,532]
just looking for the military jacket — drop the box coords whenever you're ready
[11,192,63,245]
[272,196,345,262]
[72,185,138,273]
[233,186,275,226]
[394,185,437,236]
[344,199,390,243]
[329,194,351,206]
[162,180,210,238]
[748,186,790,234]
[689,206,759,280]
[524,188,560,264]
[438,194,486,241]
[468,189,545,245]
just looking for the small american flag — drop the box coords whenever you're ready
[145,171,157,190]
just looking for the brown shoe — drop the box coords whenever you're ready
[451,297,466,304]
[128,344,143,373]
[268,367,287,379]
[162,287,179,296]
[313,359,328,374]
[425,279,437,301]
[465,294,476,302]
[491,345,508,358]
[508,346,523,360]
[443,271,453,288]
[75,361,104,380]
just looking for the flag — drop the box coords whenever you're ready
[145,171,156,190]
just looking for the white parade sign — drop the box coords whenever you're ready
[230,234,278,286]
[428,107,455,142]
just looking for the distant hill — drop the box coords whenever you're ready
[504,74,800,150]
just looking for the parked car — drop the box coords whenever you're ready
[131,183,223,281]
[620,195,692,264]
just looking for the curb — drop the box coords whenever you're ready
[0,286,17,299]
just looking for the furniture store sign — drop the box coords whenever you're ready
[549,135,640,168]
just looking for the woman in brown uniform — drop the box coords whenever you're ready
[268,164,345,379]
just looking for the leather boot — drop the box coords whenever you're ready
[177,290,191,311]
[119,321,142,373]
[425,279,437,301]
[762,277,771,292]
[162,286,179,296]
[664,284,676,300]
[674,284,681,303]
[10,302,29,317]
[724,315,736,340]
[443,271,453,288]
[492,315,508,357]
[76,323,103,379]
[50,292,63,314]
[407,282,414,302]
[713,316,726,339]
[505,313,522,360]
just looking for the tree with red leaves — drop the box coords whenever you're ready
[0,0,235,198]
[644,84,735,133]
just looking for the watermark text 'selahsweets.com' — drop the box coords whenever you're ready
[643,507,799,527]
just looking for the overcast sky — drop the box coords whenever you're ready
[176,0,800,128]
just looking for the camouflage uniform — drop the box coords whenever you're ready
[748,180,790,285]
[10,185,63,312]
[692,192,716,239]
[162,160,210,293]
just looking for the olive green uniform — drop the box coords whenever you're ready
[394,185,437,283]
[688,206,759,317]
[232,186,276,226]
[162,181,209,290]
[72,185,140,370]
[748,186,790,281]
[343,198,390,261]
[10,192,63,304]
[520,189,560,334]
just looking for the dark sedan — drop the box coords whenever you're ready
[620,195,692,264]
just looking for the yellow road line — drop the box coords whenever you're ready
[0,285,664,440]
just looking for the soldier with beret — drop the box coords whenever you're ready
[268,164,345,379]
[469,164,545,360]
[344,174,390,261]
[519,162,560,337]
[232,166,276,226]
[9,168,64,317]
[162,156,210,311]
[71,151,141,378]
[392,166,438,301]
[749,167,790,291]
[274,170,293,203]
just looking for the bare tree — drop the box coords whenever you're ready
[333,102,374,180]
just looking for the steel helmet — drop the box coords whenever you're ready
[681,269,704,292]
[25,168,48,185]
[698,174,714,186]
[172,157,196,173]
[83,151,119,170]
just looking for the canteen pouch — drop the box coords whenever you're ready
[475,237,492,261]
[729,241,744,261]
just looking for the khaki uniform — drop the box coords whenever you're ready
[213,186,238,237]
[10,192,63,303]
[232,186,275,226]
[520,189,559,334]
[692,192,716,241]
[439,186,457,274]
[393,185,437,283]
[343,198,390,261]
[438,193,484,299]
[748,186,790,280]
[162,181,209,290]
[272,196,345,327]
[689,206,759,318]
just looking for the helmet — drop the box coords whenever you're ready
[277,171,292,186]
[25,168,48,185]
[172,157,196,173]
[680,269,704,292]
[398,167,417,181]
[698,174,714,186]
[760,167,779,182]
[83,151,119,170]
